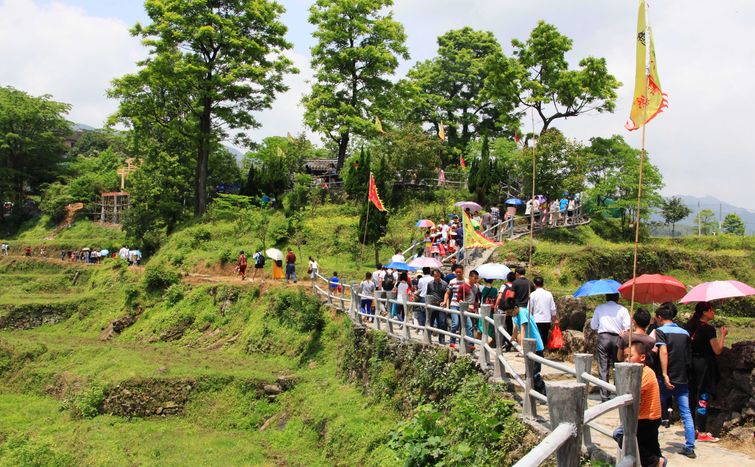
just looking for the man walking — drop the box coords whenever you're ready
[590,293,630,402]
[285,248,297,284]
[426,269,448,344]
[252,249,265,281]
[443,264,474,349]
[415,267,433,327]
[530,276,557,345]
[655,302,696,458]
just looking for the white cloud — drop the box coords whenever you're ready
[2,0,753,208]
[0,0,144,126]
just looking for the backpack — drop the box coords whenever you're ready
[255,252,265,267]
[382,274,395,291]
[496,284,517,311]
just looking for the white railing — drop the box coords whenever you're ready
[310,272,641,467]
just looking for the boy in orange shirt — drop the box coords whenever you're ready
[628,341,666,467]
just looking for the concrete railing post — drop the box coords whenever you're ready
[615,363,643,465]
[386,292,395,336]
[573,353,593,448]
[493,313,506,379]
[422,300,432,345]
[340,283,346,313]
[401,294,411,341]
[523,338,538,418]
[478,305,491,369]
[351,283,362,326]
[374,291,382,331]
[546,381,586,467]
[458,303,469,356]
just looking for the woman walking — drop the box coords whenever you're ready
[359,272,376,322]
[308,256,318,283]
[686,301,727,443]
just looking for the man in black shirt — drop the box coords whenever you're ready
[511,267,535,309]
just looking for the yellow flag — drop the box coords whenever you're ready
[626,0,668,131]
[462,212,500,249]
[374,116,385,134]
[276,147,285,158]
[438,121,446,141]
[287,132,295,143]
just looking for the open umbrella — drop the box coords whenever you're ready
[99,249,109,256]
[454,201,482,212]
[415,219,435,228]
[266,248,284,261]
[618,274,687,304]
[384,261,417,272]
[573,279,622,298]
[680,280,755,303]
[476,263,512,281]
[408,257,443,269]
[505,198,524,205]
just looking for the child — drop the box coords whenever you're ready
[627,341,665,467]
[236,250,247,280]
[329,272,341,293]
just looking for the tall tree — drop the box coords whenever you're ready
[721,213,745,236]
[0,87,70,208]
[401,28,511,153]
[110,0,296,216]
[660,196,691,237]
[695,209,717,235]
[507,22,621,134]
[303,0,408,171]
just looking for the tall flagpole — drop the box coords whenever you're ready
[628,0,652,351]
[361,175,371,264]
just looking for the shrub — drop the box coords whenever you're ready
[143,264,180,291]
[269,288,324,333]
[73,383,105,419]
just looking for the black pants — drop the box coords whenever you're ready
[500,313,514,350]
[637,419,662,467]
[536,322,551,346]
[428,308,448,344]
[597,332,621,401]
[533,350,545,394]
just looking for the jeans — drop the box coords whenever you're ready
[428,306,447,344]
[414,297,426,326]
[450,305,473,345]
[285,264,296,282]
[360,299,373,320]
[659,381,695,450]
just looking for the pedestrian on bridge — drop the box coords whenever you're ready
[590,293,630,402]
[426,269,448,344]
[529,276,557,345]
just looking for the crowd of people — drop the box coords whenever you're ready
[0,242,142,265]
[591,296,728,463]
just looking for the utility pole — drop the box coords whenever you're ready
[698,201,701,236]
[719,203,723,233]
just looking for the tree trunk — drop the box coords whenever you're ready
[195,97,212,216]
[336,131,349,172]
[671,222,675,237]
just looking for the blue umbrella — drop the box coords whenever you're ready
[384,261,417,272]
[505,198,524,205]
[573,279,622,297]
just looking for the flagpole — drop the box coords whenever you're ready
[628,0,652,351]
[361,176,371,264]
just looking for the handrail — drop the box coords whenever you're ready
[314,278,640,466]
[512,422,575,467]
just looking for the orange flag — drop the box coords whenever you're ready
[368,172,387,212]
[460,154,466,169]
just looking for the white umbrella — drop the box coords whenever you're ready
[476,263,511,281]
[265,248,284,261]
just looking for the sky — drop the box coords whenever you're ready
[1,0,753,210]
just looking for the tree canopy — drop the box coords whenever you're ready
[722,213,745,236]
[302,0,409,171]
[660,196,691,237]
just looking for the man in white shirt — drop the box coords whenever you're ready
[390,250,405,264]
[118,245,129,261]
[529,276,557,344]
[590,293,631,401]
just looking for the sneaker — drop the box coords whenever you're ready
[660,419,670,428]
[679,448,696,459]
[697,432,720,443]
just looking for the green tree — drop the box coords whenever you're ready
[402,28,515,154]
[302,0,409,171]
[518,129,585,202]
[721,213,745,236]
[506,22,621,135]
[110,0,296,216]
[0,87,71,207]
[584,135,663,237]
[660,196,691,237]
[695,209,717,236]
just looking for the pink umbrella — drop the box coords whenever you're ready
[680,280,755,303]
[415,219,435,228]
[408,257,443,269]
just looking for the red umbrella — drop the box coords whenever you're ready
[618,274,687,304]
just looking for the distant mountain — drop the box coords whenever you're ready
[652,195,755,235]
[70,122,96,131]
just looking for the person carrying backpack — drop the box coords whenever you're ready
[494,271,517,351]
[252,249,265,281]
[237,251,247,280]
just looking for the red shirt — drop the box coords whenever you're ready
[286,252,296,264]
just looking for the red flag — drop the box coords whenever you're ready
[368,172,387,212]
[460,155,466,169]
[514,132,521,144]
